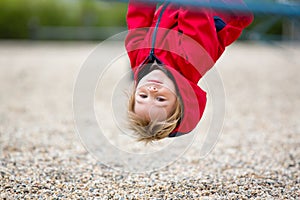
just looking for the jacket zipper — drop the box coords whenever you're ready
[150,2,170,60]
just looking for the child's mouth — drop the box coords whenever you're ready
[147,80,162,84]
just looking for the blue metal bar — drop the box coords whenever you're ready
[109,0,300,17]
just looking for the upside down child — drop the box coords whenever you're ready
[125,0,253,142]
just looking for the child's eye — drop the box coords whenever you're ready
[139,94,147,98]
[156,97,166,102]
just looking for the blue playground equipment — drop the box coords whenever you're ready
[109,0,300,17]
[105,0,300,41]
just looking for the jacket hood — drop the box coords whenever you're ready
[166,65,207,137]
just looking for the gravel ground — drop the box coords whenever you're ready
[0,41,299,199]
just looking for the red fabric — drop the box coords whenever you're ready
[125,0,253,136]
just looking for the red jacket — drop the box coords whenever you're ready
[125,0,253,137]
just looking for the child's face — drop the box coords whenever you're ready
[134,69,177,121]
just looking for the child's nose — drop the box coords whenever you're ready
[147,85,158,92]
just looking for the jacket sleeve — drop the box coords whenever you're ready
[125,0,157,67]
[177,0,253,76]
[213,0,254,47]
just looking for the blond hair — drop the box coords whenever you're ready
[127,88,182,143]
